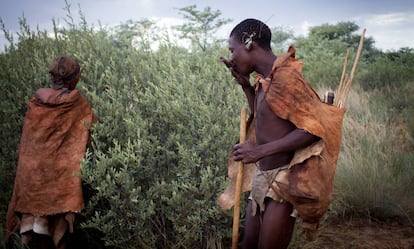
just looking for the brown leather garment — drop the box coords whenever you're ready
[5,88,95,241]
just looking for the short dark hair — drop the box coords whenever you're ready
[230,18,272,51]
[48,55,81,89]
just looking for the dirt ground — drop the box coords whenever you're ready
[294,218,414,249]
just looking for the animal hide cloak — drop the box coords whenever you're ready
[5,89,95,239]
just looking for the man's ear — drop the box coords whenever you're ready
[244,32,256,50]
[245,38,253,50]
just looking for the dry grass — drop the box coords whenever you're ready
[293,218,414,249]
[330,84,414,219]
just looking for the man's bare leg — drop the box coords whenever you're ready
[242,200,261,249]
[258,199,296,249]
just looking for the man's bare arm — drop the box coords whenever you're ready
[233,129,320,163]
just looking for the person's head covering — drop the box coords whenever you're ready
[48,55,81,90]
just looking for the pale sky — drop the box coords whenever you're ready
[1,0,413,51]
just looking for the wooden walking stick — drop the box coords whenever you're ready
[231,107,247,249]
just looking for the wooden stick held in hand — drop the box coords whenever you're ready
[232,108,247,249]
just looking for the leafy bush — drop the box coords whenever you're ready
[1,10,245,248]
[359,48,414,90]
[295,36,349,89]
[80,45,246,248]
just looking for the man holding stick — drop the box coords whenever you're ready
[220,18,345,249]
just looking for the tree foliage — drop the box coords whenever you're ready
[308,21,377,58]
[271,26,294,53]
[309,21,359,42]
[174,5,232,51]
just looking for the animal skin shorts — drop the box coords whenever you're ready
[249,167,285,215]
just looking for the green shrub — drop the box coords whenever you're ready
[359,48,414,91]
[80,45,245,248]
[1,12,245,247]
[295,37,349,89]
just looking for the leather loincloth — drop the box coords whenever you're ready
[249,166,287,215]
